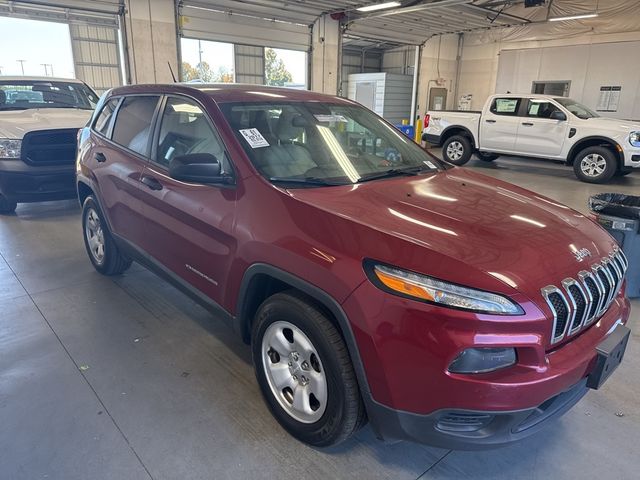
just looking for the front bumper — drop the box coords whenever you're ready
[621,145,640,168]
[343,280,631,447]
[366,378,588,449]
[0,160,76,203]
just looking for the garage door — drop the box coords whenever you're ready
[0,0,123,93]
[179,1,311,52]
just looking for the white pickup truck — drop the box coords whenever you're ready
[422,93,640,183]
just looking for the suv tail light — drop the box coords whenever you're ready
[424,114,430,128]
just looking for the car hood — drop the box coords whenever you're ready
[286,168,617,302]
[583,116,640,132]
[0,108,92,139]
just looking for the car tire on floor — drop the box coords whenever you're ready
[252,291,366,447]
[82,196,132,275]
[442,135,473,166]
[573,146,617,184]
[0,194,17,215]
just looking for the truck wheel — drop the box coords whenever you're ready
[0,194,17,214]
[82,196,132,275]
[476,152,499,162]
[442,135,472,165]
[573,147,617,184]
[252,291,366,447]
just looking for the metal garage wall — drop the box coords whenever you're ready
[70,24,123,94]
[179,3,311,52]
[234,45,265,85]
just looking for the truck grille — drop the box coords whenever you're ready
[21,129,78,166]
[542,249,628,345]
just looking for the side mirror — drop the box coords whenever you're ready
[550,111,567,121]
[169,153,232,184]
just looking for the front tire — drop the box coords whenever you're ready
[476,151,499,162]
[82,196,132,275]
[0,194,17,215]
[442,135,472,165]
[573,146,617,184]
[252,291,366,447]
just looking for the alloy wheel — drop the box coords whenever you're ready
[580,154,607,177]
[446,141,464,161]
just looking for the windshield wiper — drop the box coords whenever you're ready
[356,166,431,183]
[269,176,346,186]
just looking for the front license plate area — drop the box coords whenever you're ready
[587,324,630,390]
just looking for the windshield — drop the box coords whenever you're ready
[554,98,599,119]
[220,101,442,186]
[0,80,99,111]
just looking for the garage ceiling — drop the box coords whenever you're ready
[186,0,531,47]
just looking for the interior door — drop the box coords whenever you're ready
[136,95,237,305]
[514,99,569,157]
[479,97,523,152]
[90,95,160,246]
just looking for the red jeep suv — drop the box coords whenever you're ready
[76,84,631,449]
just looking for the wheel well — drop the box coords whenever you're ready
[77,182,93,206]
[441,127,476,149]
[567,138,623,167]
[239,273,342,344]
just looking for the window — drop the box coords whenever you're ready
[0,80,98,111]
[155,97,228,172]
[525,100,562,119]
[112,96,160,156]
[264,48,307,88]
[220,101,441,184]
[94,98,119,136]
[532,81,570,97]
[180,38,234,83]
[554,98,599,119]
[490,98,521,116]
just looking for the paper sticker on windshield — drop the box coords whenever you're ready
[423,160,437,169]
[239,128,270,148]
[314,114,348,123]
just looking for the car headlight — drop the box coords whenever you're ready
[366,262,524,315]
[0,139,21,159]
[630,131,640,147]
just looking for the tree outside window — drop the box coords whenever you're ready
[264,48,294,87]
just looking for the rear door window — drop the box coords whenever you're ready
[490,98,521,116]
[111,96,160,156]
[93,98,120,137]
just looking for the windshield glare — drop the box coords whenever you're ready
[220,101,442,185]
[554,98,599,119]
[0,80,99,111]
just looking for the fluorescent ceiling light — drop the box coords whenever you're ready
[357,2,401,12]
[549,13,598,22]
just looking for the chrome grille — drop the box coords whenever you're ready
[542,249,627,345]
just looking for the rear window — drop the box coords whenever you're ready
[111,96,160,156]
[490,98,521,116]
[0,80,98,111]
[94,98,120,137]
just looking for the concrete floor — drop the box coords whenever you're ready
[1,155,638,480]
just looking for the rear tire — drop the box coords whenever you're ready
[573,146,617,184]
[252,291,366,447]
[82,196,132,275]
[442,135,472,166]
[476,152,499,162]
[0,194,17,215]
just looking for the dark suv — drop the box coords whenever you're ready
[77,84,630,449]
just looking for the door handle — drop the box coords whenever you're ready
[94,152,107,163]
[140,175,163,191]
[485,119,496,124]
[521,122,534,126]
